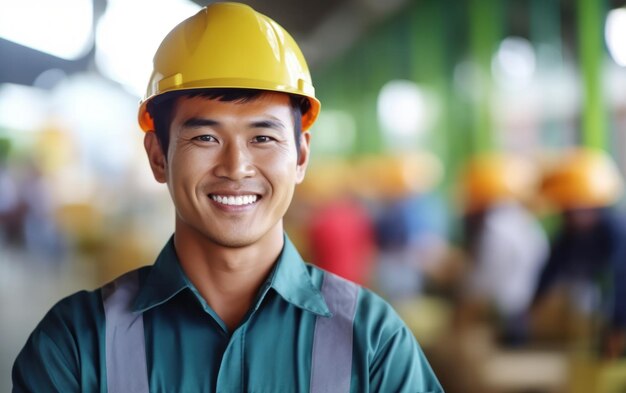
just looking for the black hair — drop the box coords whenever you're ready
[146,88,311,159]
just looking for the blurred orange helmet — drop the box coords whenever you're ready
[461,153,537,212]
[541,148,623,210]
[296,159,353,203]
[354,152,444,199]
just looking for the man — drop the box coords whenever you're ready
[533,148,626,358]
[460,154,548,345]
[13,3,443,392]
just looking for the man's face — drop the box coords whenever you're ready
[145,92,310,248]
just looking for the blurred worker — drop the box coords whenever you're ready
[460,154,548,344]
[299,160,376,286]
[533,148,626,358]
[11,156,65,264]
[12,3,442,392]
[363,153,449,302]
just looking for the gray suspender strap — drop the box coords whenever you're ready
[310,272,359,393]
[101,269,358,393]
[101,269,150,393]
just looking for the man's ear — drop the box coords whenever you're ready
[144,132,167,183]
[295,131,311,184]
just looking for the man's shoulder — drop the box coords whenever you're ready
[14,286,103,374]
[36,266,152,335]
[305,264,406,330]
[304,264,443,390]
[42,287,102,327]
[352,282,408,339]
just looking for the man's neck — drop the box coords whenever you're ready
[173,222,284,332]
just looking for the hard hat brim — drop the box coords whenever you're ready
[138,86,320,132]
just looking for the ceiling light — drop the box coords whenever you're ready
[0,0,93,60]
[95,0,201,97]
[606,8,626,66]
[492,37,536,89]
[378,80,434,142]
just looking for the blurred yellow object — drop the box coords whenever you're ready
[97,229,153,284]
[541,148,623,210]
[138,2,320,132]
[481,350,568,392]
[394,296,452,347]
[55,203,105,254]
[296,159,353,203]
[597,360,626,393]
[569,355,626,393]
[34,122,75,173]
[461,153,537,212]
[354,152,444,199]
[55,203,103,236]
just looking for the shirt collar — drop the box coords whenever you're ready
[267,235,331,317]
[132,234,331,317]
[133,235,188,313]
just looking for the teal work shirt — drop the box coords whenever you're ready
[13,235,443,392]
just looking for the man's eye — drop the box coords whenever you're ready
[252,136,275,143]
[193,135,217,142]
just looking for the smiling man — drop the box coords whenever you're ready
[12,3,443,392]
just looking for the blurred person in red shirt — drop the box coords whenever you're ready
[299,160,376,286]
[309,198,375,286]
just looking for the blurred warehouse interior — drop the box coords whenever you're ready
[2,0,626,392]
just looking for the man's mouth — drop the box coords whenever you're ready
[210,194,259,206]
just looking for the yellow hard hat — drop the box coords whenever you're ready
[541,148,623,210]
[461,154,537,212]
[138,2,320,132]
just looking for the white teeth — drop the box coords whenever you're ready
[211,194,258,206]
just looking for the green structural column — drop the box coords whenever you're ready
[577,0,607,149]
[352,40,384,155]
[409,0,458,188]
[409,0,447,162]
[530,0,564,148]
[468,0,502,153]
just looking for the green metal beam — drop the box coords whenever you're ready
[577,0,607,149]
[410,0,447,159]
[468,0,502,153]
[530,0,564,148]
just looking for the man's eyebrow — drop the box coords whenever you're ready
[181,117,219,129]
[250,119,286,130]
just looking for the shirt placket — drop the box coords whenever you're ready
[215,324,246,393]
[214,283,270,393]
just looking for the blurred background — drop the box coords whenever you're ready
[2,0,626,391]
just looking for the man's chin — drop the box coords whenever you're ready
[210,236,256,249]
[199,227,264,249]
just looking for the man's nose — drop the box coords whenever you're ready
[213,141,256,180]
